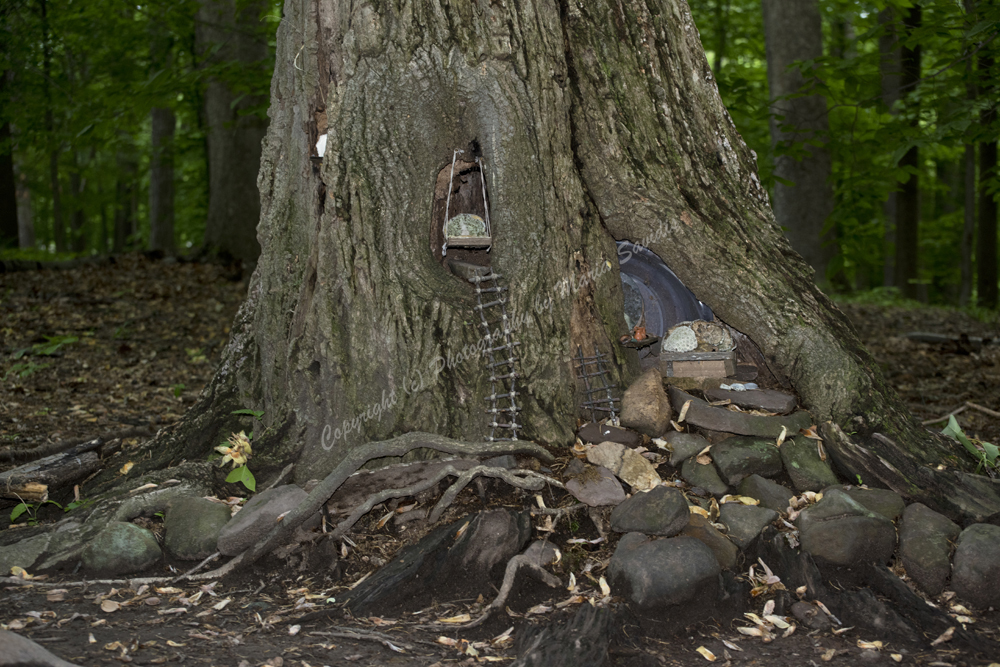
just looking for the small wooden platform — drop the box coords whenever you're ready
[661,350,736,378]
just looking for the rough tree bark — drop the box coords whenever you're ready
[762,0,835,284]
[113,0,999,523]
[196,0,268,264]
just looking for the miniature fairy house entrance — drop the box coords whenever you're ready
[430,149,520,442]
[430,150,492,267]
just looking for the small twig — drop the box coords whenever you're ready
[922,405,968,426]
[966,401,1000,420]
[264,463,295,492]
[170,551,221,584]
[308,628,417,651]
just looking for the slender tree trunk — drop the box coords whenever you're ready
[195,0,267,264]
[0,117,17,249]
[879,8,901,287]
[960,145,976,305]
[14,161,35,249]
[977,46,998,309]
[115,0,1000,523]
[713,0,730,77]
[113,142,138,254]
[68,158,86,253]
[761,0,835,284]
[894,5,921,300]
[39,0,66,253]
[149,107,176,254]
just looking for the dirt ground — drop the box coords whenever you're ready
[1,256,999,667]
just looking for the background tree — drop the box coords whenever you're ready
[196,0,270,265]
[762,0,836,284]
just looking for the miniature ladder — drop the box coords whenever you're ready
[472,270,522,441]
[574,345,620,423]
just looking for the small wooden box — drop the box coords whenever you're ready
[660,350,736,378]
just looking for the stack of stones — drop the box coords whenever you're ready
[566,368,1000,626]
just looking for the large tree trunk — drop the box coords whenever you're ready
[123,0,998,523]
[196,0,267,264]
[762,0,835,284]
[879,8,901,287]
[0,116,17,249]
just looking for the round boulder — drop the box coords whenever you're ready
[82,522,162,575]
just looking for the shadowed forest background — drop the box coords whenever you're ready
[0,0,999,308]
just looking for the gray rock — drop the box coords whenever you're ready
[667,387,812,438]
[620,368,672,437]
[0,628,81,667]
[577,422,641,448]
[446,509,531,575]
[164,496,233,561]
[796,489,896,567]
[33,520,105,573]
[712,437,783,486]
[680,458,729,497]
[952,523,1000,609]
[737,475,795,513]
[607,534,721,611]
[824,486,906,521]
[217,484,308,556]
[664,432,710,467]
[899,503,961,597]
[780,437,840,492]
[680,514,739,570]
[719,503,778,550]
[565,465,627,507]
[82,522,162,575]
[610,486,689,536]
[0,533,49,574]
[703,387,797,415]
[790,601,833,631]
[587,441,661,491]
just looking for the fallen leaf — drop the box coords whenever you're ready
[104,641,125,651]
[678,400,693,423]
[144,597,160,606]
[599,576,611,597]
[10,566,33,580]
[166,640,185,647]
[689,505,710,518]
[100,600,120,613]
[721,639,742,651]
[438,614,472,624]
[776,425,787,447]
[890,654,903,663]
[857,640,883,650]
[799,425,822,439]
[695,646,716,661]
[88,633,96,644]
[288,624,301,636]
[930,626,954,646]
[47,589,68,602]
[527,604,552,615]
[120,461,134,475]
[736,626,764,637]
[821,648,836,661]
[211,598,231,611]
[437,636,457,646]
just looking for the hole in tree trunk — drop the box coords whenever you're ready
[431,158,491,272]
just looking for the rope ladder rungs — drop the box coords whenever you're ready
[487,358,519,368]
[474,299,507,311]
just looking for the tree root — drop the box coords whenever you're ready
[429,466,564,524]
[451,540,562,630]
[330,464,560,539]
[203,432,554,578]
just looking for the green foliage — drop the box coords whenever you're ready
[3,360,51,381]
[171,383,186,397]
[690,0,1000,304]
[226,465,256,492]
[0,0,281,255]
[942,415,999,473]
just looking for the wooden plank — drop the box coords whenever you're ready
[1,482,48,502]
[0,449,101,498]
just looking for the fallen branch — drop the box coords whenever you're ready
[205,433,554,577]
[921,405,967,426]
[966,401,1000,420]
[170,552,221,584]
[528,502,587,516]
[308,626,441,649]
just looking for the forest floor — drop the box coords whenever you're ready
[1,255,999,667]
